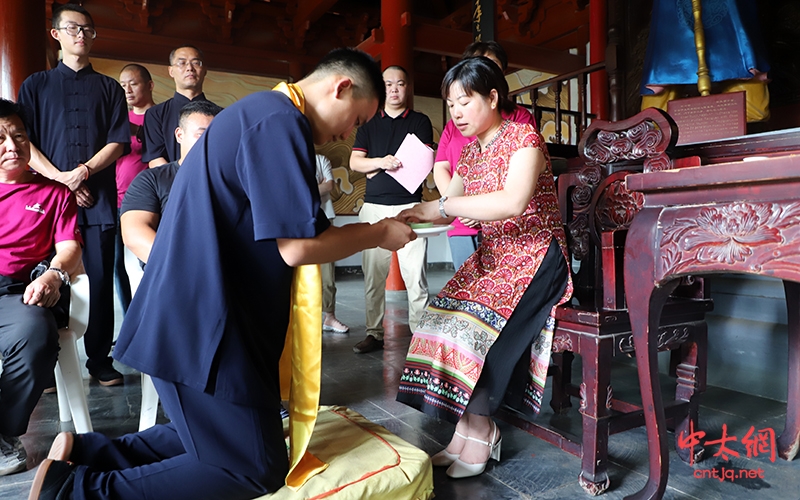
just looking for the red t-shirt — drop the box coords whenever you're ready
[0,175,82,281]
[116,110,148,208]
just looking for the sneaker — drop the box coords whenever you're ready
[353,335,384,354]
[322,314,349,333]
[28,459,76,500]
[280,405,290,420]
[0,434,27,476]
[88,364,124,387]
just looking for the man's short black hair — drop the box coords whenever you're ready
[52,4,95,29]
[462,41,509,72]
[383,65,408,80]
[121,64,153,83]
[169,46,205,66]
[178,101,223,129]
[311,48,385,110]
[0,98,24,122]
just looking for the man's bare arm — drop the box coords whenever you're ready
[121,210,161,264]
[83,142,125,176]
[148,157,168,168]
[277,219,416,267]
[349,150,401,177]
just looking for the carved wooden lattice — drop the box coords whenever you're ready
[565,108,678,261]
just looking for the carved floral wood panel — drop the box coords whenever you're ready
[657,201,800,279]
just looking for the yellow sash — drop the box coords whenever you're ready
[274,81,328,489]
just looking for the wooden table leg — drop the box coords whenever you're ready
[623,208,674,500]
[779,280,800,460]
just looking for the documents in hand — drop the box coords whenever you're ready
[387,133,435,194]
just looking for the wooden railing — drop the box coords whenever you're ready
[510,62,606,147]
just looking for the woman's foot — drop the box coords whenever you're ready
[431,430,468,466]
[446,421,501,478]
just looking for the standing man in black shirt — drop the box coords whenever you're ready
[17,4,130,386]
[142,45,213,167]
[349,66,433,354]
[121,101,223,265]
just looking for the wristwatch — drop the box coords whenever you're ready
[439,196,448,218]
[47,267,70,287]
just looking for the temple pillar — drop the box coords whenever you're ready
[590,0,609,120]
[381,0,414,106]
[0,0,46,100]
[472,0,496,42]
[606,0,625,121]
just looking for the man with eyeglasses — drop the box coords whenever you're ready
[17,4,130,387]
[142,46,215,168]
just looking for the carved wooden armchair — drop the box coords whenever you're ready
[498,108,712,495]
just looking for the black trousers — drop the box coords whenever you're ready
[0,278,60,436]
[79,224,116,371]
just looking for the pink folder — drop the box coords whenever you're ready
[387,133,435,194]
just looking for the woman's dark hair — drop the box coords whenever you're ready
[441,56,515,114]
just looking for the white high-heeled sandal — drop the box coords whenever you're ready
[445,422,501,478]
[430,430,468,467]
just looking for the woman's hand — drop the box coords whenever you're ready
[397,201,440,223]
[458,217,481,228]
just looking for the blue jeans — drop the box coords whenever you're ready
[448,234,480,271]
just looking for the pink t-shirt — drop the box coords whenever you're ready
[116,110,148,208]
[0,175,82,281]
[436,105,536,236]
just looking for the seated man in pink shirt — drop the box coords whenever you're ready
[0,98,83,476]
[433,41,536,270]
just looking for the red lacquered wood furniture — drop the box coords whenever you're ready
[498,109,712,495]
[622,124,800,500]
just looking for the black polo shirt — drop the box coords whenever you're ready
[142,92,211,164]
[120,161,180,220]
[352,108,433,205]
[17,62,130,227]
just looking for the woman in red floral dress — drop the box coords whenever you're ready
[396,57,572,479]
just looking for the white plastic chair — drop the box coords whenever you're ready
[55,273,93,433]
[123,247,159,431]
